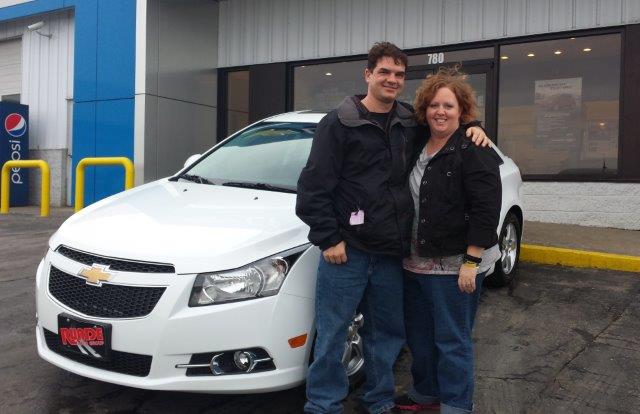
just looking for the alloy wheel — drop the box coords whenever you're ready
[501,222,518,274]
[343,313,364,378]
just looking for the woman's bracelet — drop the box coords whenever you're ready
[463,253,482,265]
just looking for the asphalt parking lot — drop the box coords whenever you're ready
[1,209,639,413]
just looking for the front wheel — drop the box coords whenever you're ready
[343,313,365,387]
[486,212,521,287]
[307,313,365,388]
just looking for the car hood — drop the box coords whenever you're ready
[51,180,310,274]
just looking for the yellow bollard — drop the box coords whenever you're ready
[75,157,135,212]
[1,160,50,217]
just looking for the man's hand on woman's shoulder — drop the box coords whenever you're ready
[466,126,493,148]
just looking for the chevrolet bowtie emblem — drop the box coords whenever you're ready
[78,264,113,286]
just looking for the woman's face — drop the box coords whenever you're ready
[426,86,462,138]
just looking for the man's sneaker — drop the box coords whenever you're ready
[394,394,440,411]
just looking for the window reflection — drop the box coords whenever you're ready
[397,78,426,106]
[464,73,485,126]
[498,34,620,176]
[227,70,250,135]
[190,122,315,189]
[294,60,367,112]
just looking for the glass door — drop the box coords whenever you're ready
[401,60,495,139]
[397,72,433,107]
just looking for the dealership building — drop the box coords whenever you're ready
[0,0,639,229]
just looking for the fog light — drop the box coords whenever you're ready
[234,351,255,371]
[178,348,275,376]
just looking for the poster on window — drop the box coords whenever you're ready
[534,78,582,150]
[584,119,618,174]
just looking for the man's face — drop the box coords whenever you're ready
[364,56,406,105]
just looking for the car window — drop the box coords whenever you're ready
[186,122,315,191]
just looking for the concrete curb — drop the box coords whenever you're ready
[521,244,640,273]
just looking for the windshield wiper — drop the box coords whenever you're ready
[169,174,214,185]
[221,181,297,194]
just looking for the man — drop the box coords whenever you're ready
[296,42,489,414]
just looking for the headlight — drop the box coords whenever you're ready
[189,251,302,307]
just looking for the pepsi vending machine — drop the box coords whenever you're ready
[0,102,29,206]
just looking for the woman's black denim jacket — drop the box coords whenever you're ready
[412,126,502,258]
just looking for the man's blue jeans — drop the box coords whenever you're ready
[304,245,405,414]
[404,271,486,414]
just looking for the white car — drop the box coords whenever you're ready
[36,111,523,393]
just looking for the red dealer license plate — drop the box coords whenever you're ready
[57,314,112,361]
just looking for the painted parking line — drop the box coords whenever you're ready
[521,244,640,273]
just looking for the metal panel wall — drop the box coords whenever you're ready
[0,38,21,96]
[138,0,218,183]
[0,10,74,150]
[218,0,640,67]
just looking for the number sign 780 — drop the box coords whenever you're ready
[427,53,445,64]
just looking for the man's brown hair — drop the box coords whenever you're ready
[413,66,478,125]
[367,42,408,71]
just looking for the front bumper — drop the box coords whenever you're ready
[35,251,314,393]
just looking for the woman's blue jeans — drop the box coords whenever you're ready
[404,271,486,414]
[304,246,405,414]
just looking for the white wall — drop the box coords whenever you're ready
[218,0,640,67]
[19,10,74,150]
[523,182,640,230]
[0,38,22,96]
[0,10,74,206]
[0,11,74,149]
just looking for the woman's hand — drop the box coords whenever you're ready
[466,126,493,148]
[458,264,478,293]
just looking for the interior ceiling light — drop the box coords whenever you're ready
[570,37,576,40]
[583,48,592,52]
[325,72,333,76]
[527,53,535,57]
[554,50,563,55]
[599,122,606,126]
[500,56,509,60]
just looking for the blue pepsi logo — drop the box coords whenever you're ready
[5,113,27,138]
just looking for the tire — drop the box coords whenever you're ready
[485,211,521,287]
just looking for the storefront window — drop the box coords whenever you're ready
[227,70,250,135]
[498,34,621,177]
[294,60,367,112]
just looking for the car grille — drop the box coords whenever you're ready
[48,266,166,318]
[56,245,175,274]
[43,328,152,377]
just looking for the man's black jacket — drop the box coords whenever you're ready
[296,96,417,257]
[412,127,502,257]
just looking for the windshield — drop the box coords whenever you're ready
[184,122,315,192]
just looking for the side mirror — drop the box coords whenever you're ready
[183,154,202,169]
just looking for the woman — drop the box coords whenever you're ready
[395,67,502,414]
